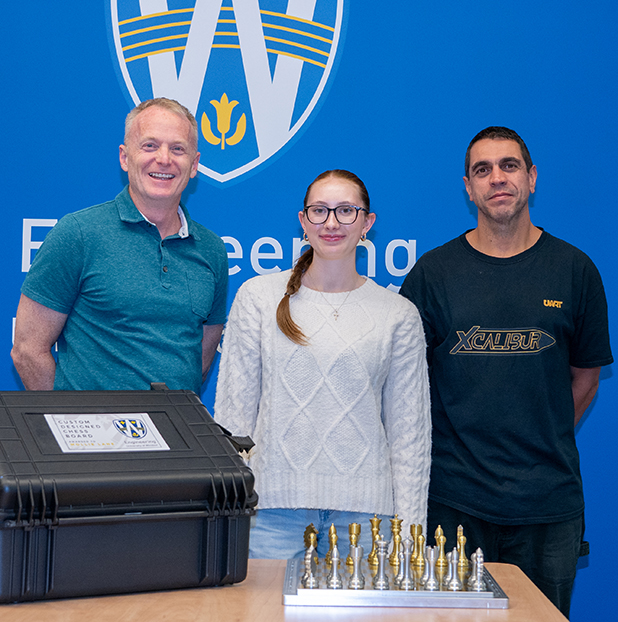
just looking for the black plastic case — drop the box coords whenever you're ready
[0,387,257,602]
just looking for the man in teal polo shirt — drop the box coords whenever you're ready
[11,98,228,394]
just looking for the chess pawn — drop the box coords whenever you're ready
[394,549,405,587]
[467,551,478,589]
[326,545,343,589]
[372,536,390,590]
[389,514,403,566]
[446,548,463,591]
[346,522,361,566]
[399,537,415,591]
[434,525,448,571]
[457,524,469,572]
[347,545,365,590]
[443,550,453,587]
[325,523,337,566]
[367,514,382,568]
[424,546,439,591]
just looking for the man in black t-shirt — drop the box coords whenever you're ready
[401,127,612,618]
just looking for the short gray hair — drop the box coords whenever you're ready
[124,98,198,150]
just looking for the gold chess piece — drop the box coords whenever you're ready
[413,534,425,570]
[457,524,469,571]
[346,522,361,566]
[410,524,422,565]
[325,523,337,566]
[435,525,448,570]
[303,523,318,549]
[389,514,403,566]
[367,514,381,568]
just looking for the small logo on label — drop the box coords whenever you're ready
[114,419,148,439]
[450,326,556,355]
[543,300,563,308]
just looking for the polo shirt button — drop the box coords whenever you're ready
[163,266,168,273]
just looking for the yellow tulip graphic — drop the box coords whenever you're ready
[201,93,246,150]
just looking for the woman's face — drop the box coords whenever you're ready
[298,176,375,262]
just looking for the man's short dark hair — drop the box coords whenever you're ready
[464,127,533,177]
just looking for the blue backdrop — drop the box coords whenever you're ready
[2,3,615,618]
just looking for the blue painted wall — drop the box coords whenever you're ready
[2,3,615,618]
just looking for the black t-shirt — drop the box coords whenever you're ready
[401,230,613,524]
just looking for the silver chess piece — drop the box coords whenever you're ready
[470,548,487,592]
[393,549,404,587]
[398,537,415,591]
[347,545,365,590]
[446,547,463,591]
[372,537,390,590]
[424,546,440,591]
[443,550,453,586]
[301,541,319,589]
[419,545,430,586]
[467,550,478,589]
[326,545,343,589]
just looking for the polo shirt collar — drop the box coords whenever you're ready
[116,185,201,240]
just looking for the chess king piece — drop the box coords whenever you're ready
[367,514,382,568]
[347,545,365,590]
[373,536,390,590]
[346,522,361,566]
[398,537,415,591]
[434,525,448,570]
[326,544,343,589]
[389,514,403,566]
[457,524,469,571]
[325,523,337,566]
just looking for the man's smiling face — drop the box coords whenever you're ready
[119,105,200,210]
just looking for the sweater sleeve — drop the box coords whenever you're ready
[381,300,431,533]
[213,281,263,438]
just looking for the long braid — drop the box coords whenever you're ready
[276,247,314,345]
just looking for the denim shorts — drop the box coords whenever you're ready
[249,508,392,559]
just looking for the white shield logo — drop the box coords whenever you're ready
[109,0,346,183]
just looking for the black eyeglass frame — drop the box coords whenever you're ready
[304,204,369,225]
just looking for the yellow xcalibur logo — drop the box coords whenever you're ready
[201,93,246,150]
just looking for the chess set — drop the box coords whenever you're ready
[282,515,509,609]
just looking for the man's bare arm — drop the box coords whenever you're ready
[11,295,68,390]
[202,323,224,383]
[571,365,601,426]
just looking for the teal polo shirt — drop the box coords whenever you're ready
[22,186,228,393]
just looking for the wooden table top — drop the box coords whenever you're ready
[0,560,567,622]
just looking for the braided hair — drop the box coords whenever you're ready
[276,170,370,345]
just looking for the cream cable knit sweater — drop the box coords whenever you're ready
[214,270,431,527]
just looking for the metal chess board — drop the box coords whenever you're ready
[282,558,509,608]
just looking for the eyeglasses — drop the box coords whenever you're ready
[304,204,369,225]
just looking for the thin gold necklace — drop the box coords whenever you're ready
[305,273,354,320]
